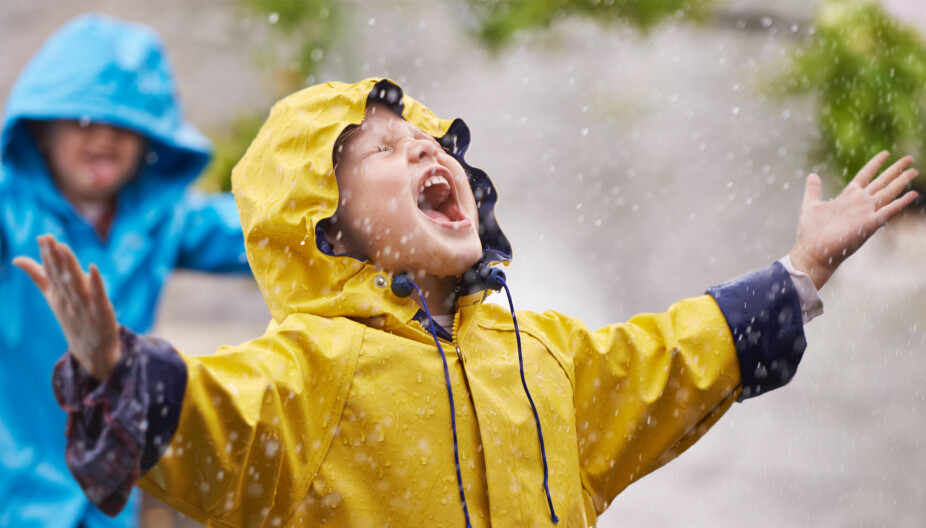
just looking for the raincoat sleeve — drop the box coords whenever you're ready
[556,261,804,514]
[175,191,250,273]
[54,316,358,525]
[0,179,8,262]
[137,314,359,527]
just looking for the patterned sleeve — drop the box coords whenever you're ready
[52,327,187,516]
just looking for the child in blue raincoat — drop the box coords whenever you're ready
[0,13,250,528]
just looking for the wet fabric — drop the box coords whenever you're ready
[709,262,806,399]
[0,14,250,528]
[52,327,187,516]
[55,78,806,527]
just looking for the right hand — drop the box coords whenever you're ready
[788,152,919,290]
[13,235,121,381]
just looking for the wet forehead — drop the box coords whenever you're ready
[356,105,433,144]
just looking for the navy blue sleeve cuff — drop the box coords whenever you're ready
[124,329,188,471]
[707,261,807,400]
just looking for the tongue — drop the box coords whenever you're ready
[88,159,120,186]
[421,208,451,222]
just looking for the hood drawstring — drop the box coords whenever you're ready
[392,274,473,528]
[393,270,559,526]
[481,268,559,524]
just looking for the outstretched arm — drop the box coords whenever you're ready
[15,236,189,516]
[13,234,121,381]
[176,191,250,273]
[789,152,919,290]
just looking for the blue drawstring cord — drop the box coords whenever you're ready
[392,270,558,525]
[486,271,559,524]
[392,274,473,528]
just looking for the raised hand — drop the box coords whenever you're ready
[13,235,121,381]
[789,152,919,290]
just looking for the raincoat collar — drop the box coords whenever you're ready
[0,13,211,225]
[232,78,511,328]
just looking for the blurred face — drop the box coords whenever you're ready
[330,104,482,277]
[41,120,144,203]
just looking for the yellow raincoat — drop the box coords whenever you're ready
[138,79,744,527]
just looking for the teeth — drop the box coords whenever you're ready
[418,175,449,194]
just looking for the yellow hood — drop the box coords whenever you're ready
[232,79,510,327]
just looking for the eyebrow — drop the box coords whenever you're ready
[361,116,437,146]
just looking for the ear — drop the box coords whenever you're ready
[328,235,348,255]
[319,216,350,255]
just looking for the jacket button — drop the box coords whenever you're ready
[374,275,387,288]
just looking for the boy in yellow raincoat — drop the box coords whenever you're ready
[16,78,919,527]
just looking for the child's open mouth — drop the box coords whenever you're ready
[416,168,471,229]
[86,153,121,186]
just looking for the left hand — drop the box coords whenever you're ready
[789,151,919,290]
[13,235,121,381]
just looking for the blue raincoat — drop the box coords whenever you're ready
[0,14,250,528]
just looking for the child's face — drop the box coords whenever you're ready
[41,120,144,203]
[330,104,483,277]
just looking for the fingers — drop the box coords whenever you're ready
[874,168,919,206]
[55,236,92,300]
[39,236,71,305]
[802,173,823,210]
[877,190,919,225]
[88,264,115,322]
[35,235,96,313]
[852,151,891,187]
[12,257,50,292]
[867,155,915,195]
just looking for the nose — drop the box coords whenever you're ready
[407,138,438,163]
[88,123,130,145]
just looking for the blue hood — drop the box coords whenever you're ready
[0,13,211,222]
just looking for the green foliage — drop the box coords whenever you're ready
[197,113,267,192]
[245,0,342,92]
[198,0,341,191]
[783,0,926,185]
[467,0,716,49]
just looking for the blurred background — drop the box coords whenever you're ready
[2,0,926,526]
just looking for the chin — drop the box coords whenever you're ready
[390,248,480,279]
[431,248,484,278]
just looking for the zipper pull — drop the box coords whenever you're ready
[455,344,466,363]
